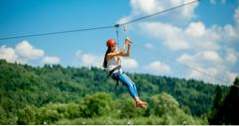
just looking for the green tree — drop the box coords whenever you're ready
[150,92,203,124]
[17,105,37,124]
[80,92,113,118]
[116,98,144,118]
[233,76,239,86]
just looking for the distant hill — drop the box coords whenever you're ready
[0,60,229,124]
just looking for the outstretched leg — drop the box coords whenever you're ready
[117,73,147,109]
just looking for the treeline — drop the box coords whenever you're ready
[0,60,229,124]
[16,92,206,125]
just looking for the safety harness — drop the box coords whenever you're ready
[108,65,122,90]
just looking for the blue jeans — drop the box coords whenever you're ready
[112,71,138,98]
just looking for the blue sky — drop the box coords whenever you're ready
[0,0,238,85]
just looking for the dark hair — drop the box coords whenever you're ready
[103,47,111,68]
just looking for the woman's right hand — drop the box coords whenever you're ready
[125,41,131,47]
[125,37,132,46]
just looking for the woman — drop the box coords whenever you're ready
[103,38,147,109]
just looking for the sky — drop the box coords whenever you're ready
[0,0,238,85]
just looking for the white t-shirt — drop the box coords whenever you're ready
[107,56,122,73]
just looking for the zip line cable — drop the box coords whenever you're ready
[0,0,199,40]
[0,25,114,40]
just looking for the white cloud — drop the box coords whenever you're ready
[177,50,223,67]
[226,53,237,64]
[130,0,160,15]
[15,40,44,60]
[198,51,222,63]
[177,51,237,85]
[217,7,239,43]
[225,49,238,64]
[42,56,60,64]
[226,71,237,84]
[126,0,198,22]
[137,18,237,85]
[183,21,222,50]
[177,53,195,66]
[185,21,206,37]
[138,20,239,51]
[146,60,171,74]
[0,45,18,63]
[1,41,45,64]
[220,24,238,42]
[186,65,236,85]
[189,66,237,85]
[0,40,60,65]
[184,21,226,51]
[75,50,103,68]
[81,54,101,67]
[140,22,190,50]
[188,67,217,82]
[121,57,139,70]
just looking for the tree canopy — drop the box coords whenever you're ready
[0,60,230,124]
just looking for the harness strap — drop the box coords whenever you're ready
[108,65,121,77]
[108,65,122,91]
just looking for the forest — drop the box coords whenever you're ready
[0,59,234,124]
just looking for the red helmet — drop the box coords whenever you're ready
[106,39,116,47]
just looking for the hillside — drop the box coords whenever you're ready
[0,60,229,124]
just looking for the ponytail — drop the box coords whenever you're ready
[103,47,111,68]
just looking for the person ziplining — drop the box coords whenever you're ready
[103,37,147,109]
[101,0,201,109]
